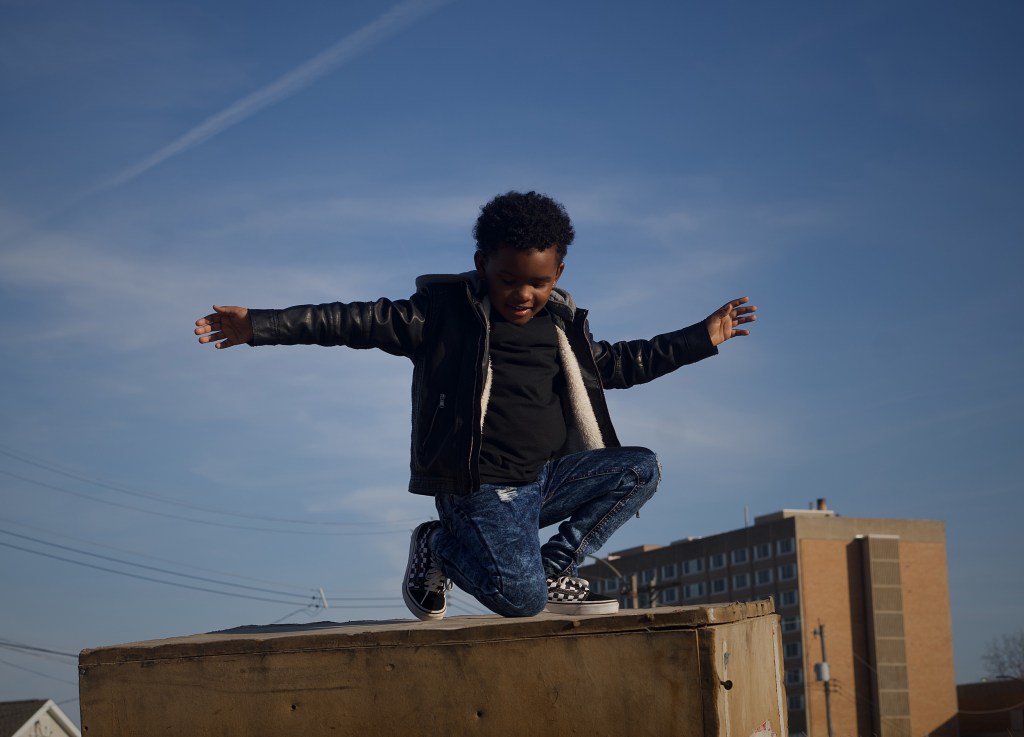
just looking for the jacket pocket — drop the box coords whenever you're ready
[419,393,448,455]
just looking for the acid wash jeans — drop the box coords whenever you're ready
[431,446,661,617]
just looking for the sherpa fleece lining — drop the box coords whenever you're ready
[478,321,605,453]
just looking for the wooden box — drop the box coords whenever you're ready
[79,600,787,736]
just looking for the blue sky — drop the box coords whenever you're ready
[1,0,1022,717]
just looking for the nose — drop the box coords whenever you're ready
[514,284,532,303]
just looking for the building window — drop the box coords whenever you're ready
[683,558,705,575]
[787,694,805,711]
[639,568,656,584]
[733,573,750,589]
[779,590,799,608]
[784,642,802,659]
[753,543,772,560]
[777,538,795,556]
[709,553,726,570]
[639,592,650,608]
[755,568,773,586]
[620,595,632,609]
[661,587,679,604]
[660,563,678,580]
[778,564,797,581]
[711,578,728,594]
[785,668,803,685]
[781,615,800,633]
[683,582,706,600]
[731,548,749,565]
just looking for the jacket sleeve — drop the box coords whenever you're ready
[590,320,718,390]
[247,292,428,358]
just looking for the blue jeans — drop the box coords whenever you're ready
[431,447,660,617]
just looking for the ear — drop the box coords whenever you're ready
[554,260,565,283]
[474,250,487,275]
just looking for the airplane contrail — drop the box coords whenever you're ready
[88,0,454,195]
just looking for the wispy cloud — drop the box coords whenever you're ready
[0,231,376,349]
[83,0,454,196]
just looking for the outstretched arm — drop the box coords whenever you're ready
[195,305,253,349]
[705,296,757,347]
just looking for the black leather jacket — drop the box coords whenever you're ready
[248,272,718,496]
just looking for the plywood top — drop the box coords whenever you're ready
[80,600,774,666]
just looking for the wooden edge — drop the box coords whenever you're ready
[79,599,776,667]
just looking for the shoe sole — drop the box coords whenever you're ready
[544,600,619,615]
[402,522,446,621]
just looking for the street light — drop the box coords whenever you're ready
[585,555,638,609]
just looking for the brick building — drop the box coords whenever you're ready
[579,502,958,737]
[958,679,1024,737]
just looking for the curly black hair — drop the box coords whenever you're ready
[473,191,575,262]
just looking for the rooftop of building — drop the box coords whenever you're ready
[604,498,946,559]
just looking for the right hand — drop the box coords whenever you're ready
[195,305,252,349]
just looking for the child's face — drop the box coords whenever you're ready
[474,245,565,325]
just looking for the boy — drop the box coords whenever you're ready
[194,191,756,620]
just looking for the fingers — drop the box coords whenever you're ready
[196,306,244,327]
[213,304,248,318]
[725,297,755,313]
[195,309,222,334]
[725,297,756,322]
[197,331,235,348]
[197,331,222,344]
[713,297,758,342]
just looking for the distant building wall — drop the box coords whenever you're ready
[901,540,958,736]
[958,680,1024,737]
[798,537,872,737]
[582,508,959,737]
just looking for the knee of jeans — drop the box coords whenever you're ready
[627,446,661,487]
[497,579,548,618]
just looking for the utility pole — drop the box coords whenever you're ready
[813,622,834,737]
[648,577,658,608]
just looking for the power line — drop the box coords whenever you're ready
[0,538,318,606]
[0,514,316,593]
[0,639,77,660]
[0,527,316,600]
[1,532,409,608]
[959,698,1024,715]
[828,681,919,734]
[1,469,406,536]
[0,443,420,529]
[0,659,77,687]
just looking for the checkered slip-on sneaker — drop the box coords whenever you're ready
[403,521,450,620]
[544,575,619,615]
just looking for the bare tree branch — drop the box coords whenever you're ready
[982,629,1024,679]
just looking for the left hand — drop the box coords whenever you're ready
[706,296,757,347]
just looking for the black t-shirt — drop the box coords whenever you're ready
[478,308,567,485]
